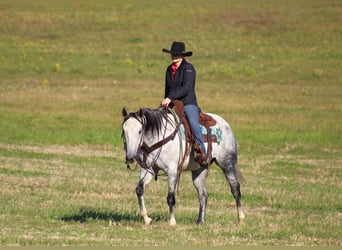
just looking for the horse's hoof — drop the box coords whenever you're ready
[238,209,245,221]
[144,217,153,225]
[196,220,204,225]
[169,218,176,226]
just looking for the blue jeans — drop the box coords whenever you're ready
[184,104,206,154]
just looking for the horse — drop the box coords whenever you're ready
[121,106,245,225]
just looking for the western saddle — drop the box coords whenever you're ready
[169,100,217,167]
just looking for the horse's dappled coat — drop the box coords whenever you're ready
[122,107,245,225]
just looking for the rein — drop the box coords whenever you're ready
[128,109,181,171]
[141,122,180,155]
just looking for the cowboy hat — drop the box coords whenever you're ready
[162,41,192,57]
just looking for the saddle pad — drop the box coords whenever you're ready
[180,124,222,143]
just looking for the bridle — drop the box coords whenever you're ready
[122,112,145,167]
[122,109,181,171]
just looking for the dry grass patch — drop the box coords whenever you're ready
[0,143,341,246]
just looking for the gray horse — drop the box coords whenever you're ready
[122,107,245,225]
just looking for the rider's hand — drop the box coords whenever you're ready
[161,98,171,107]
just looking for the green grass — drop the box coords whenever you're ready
[0,145,340,246]
[0,0,341,246]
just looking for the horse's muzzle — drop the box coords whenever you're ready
[125,157,135,165]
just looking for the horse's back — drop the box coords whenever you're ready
[206,112,237,153]
[206,113,234,134]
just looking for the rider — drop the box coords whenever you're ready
[161,41,207,166]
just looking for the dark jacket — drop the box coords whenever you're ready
[164,59,198,106]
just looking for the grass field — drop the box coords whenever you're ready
[0,0,341,246]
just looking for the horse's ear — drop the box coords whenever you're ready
[138,108,144,117]
[122,107,128,118]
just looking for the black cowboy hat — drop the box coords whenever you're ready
[162,41,192,57]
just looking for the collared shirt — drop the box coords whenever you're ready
[164,59,197,106]
[171,63,177,81]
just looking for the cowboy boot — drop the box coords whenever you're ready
[193,144,207,166]
[198,150,208,167]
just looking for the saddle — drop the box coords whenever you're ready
[170,100,217,166]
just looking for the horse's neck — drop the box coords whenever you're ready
[144,113,178,144]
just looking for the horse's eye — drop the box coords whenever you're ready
[139,129,142,135]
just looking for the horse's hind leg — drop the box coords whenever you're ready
[220,153,245,221]
[192,167,209,225]
[136,168,154,225]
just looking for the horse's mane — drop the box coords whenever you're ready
[141,108,167,135]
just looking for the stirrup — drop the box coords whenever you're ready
[193,147,207,166]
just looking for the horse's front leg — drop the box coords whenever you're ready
[192,167,209,225]
[136,168,154,225]
[167,167,178,226]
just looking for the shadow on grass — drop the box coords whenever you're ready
[59,207,142,223]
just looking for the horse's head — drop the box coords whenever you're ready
[122,107,145,164]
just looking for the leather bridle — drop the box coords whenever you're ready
[122,109,181,170]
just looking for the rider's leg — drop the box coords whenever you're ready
[184,104,206,164]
